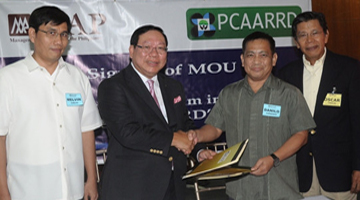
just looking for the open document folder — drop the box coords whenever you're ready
[183,139,251,180]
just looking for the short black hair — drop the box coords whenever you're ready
[130,25,168,47]
[292,11,328,40]
[242,31,276,54]
[29,6,71,33]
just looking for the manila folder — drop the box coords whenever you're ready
[183,139,250,179]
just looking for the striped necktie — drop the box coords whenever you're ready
[147,79,160,108]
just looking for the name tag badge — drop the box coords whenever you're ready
[263,104,281,118]
[66,93,84,106]
[323,93,341,107]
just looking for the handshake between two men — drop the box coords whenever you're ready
[171,125,223,162]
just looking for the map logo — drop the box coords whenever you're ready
[8,14,30,36]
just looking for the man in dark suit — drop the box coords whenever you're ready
[278,11,360,199]
[97,25,212,200]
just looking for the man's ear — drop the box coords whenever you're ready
[28,27,36,43]
[129,45,134,59]
[294,38,300,49]
[324,30,329,45]
[272,52,278,67]
[240,54,244,67]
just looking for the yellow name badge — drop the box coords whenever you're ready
[323,93,342,107]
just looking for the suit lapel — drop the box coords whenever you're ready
[125,66,167,123]
[294,60,305,92]
[158,75,177,129]
[314,51,340,119]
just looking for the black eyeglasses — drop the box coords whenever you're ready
[135,45,168,55]
[297,30,323,41]
[38,29,71,40]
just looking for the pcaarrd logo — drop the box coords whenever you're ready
[8,14,30,36]
[190,13,216,38]
[187,6,301,40]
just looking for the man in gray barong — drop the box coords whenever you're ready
[188,31,316,200]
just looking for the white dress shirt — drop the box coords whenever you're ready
[303,48,327,116]
[0,52,102,200]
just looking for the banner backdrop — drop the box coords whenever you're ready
[0,0,311,149]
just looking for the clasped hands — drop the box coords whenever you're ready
[172,130,216,162]
[172,130,198,155]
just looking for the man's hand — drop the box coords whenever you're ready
[250,156,273,176]
[172,130,195,155]
[84,180,98,200]
[198,149,216,162]
[351,170,360,193]
[187,129,198,146]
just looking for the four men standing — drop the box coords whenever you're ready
[0,5,359,200]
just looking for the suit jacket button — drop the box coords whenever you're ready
[309,152,313,156]
[310,129,316,135]
[169,156,173,162]
[150,149,154,153]
[160,151,163,155]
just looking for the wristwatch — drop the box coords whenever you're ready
[270,153,280,167]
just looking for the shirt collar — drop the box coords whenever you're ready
[131,62,158,84]
[244,73,276,93]
[24,51,69,74]
[303,48,327,72]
